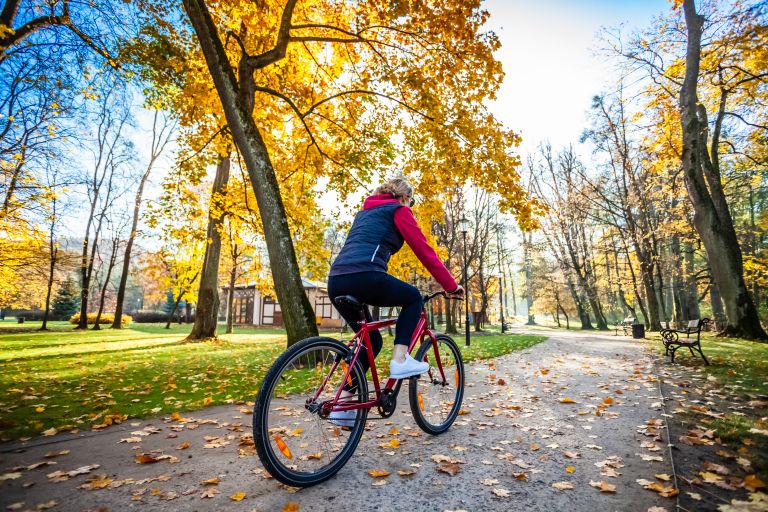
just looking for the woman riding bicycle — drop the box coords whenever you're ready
[327,178,464,424]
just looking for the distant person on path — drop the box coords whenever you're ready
[327,177,463,425]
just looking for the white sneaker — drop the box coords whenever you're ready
[390,354,430,379]
[329,409,356,427]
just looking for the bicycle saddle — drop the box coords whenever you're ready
[333,295,364,309]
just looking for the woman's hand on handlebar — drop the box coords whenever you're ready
[448,285,464,298]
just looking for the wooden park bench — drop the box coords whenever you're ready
[614,316,634,336]
[660,318,711,365]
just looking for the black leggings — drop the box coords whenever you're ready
[328,271,423,375]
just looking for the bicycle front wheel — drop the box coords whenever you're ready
[409,334,464,435]
[253,336,368,487]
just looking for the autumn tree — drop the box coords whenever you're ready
[601,0,767,338]
[130,0,539,345]
[112,111,175,328]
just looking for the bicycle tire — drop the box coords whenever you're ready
[253,336,369,487]
[409,334,464,435]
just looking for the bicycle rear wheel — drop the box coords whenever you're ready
[409,334,464,434]
[253,336,368,487]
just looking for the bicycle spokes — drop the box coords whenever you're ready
[254,339,369,483]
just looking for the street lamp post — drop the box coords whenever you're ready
[497,224,505,333]
[459,215,470,346]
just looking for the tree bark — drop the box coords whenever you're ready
[225,251,237,335]
[679,0,766,340]
[182,0,318,346]
[41,197,58,331]
[93,238,120,330]
[523,231,536,325]
[187,154,230,340]
[113,112,171,328]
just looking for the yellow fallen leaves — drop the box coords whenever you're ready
[397,470,416,477]
[282,503,300,512]
[552,481,574,490]
[80,475,113,490]
[559,397,576,404]
[367,469,390,478]
[44,450,69,458]
[230,491,247,501]
[745,474,766,491]
[636,478,679,497]
[565,466,576,473]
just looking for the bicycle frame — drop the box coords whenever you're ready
[314,307,449,414]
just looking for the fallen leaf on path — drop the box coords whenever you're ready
[200,488,220,498]
[79,475,113,490]
[564,451,580,459]
[565,466,575,473]
[431,454,464,464]
[718,492,768,512]
[201,477,220,485]
[134,453,160,464]
[34,501,57,510]
[367,469,390,478]
[744,475,766,491]
[645,482,679,498]
[559,397,576,404]
[176,442,190,450]
[283,503,300,512]
[230,492,246,501]
[481,479,499,486]
[437,462,461,476]
[492,488,511,497]
[44,450,69,458]
[702,461,729,475]
[513,472,528,481]
[590,480,617,493]
[655,474,671,481]
[0,472,22,481]
[552,481,574,490]
[397,470,415,477]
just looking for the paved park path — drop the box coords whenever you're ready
[1,329,679,512]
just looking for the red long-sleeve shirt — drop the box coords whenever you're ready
[363,195,458,292]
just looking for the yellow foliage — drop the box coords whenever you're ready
[69,313,133,326]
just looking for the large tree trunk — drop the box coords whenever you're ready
[187,154,230,340]
[679,0,766,340]
[182,0,318,346]
[709,279,727,329]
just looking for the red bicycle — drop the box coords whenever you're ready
[253,291,465,487]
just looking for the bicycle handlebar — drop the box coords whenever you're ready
[423,290,464,303]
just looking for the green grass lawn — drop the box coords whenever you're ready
[0,322,545,441]
[648,332,768,477]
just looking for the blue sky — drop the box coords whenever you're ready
[484,0,671,156]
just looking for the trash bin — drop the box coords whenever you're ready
[17,317,24,324]
[632,323,645,339]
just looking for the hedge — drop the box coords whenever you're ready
[69,313,133,326]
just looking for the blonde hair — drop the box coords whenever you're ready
[375,177,413,201]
